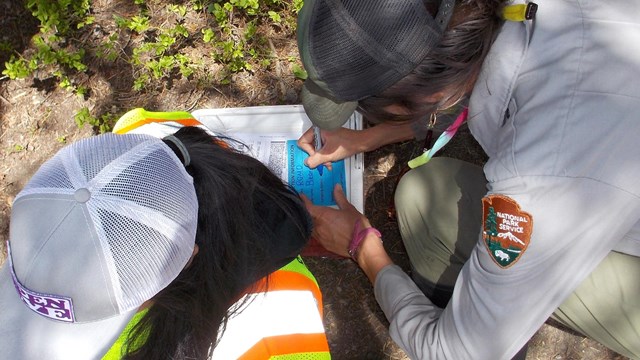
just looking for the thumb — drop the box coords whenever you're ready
[333,184,353,210]
[300,193,315,212]
[304,153,327,169]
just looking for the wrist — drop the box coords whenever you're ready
[348,219,382,261]
[358,127,379,153]
[358,243,393,283]
[363,122,414,150]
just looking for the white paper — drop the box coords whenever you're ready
[192,105,364,212]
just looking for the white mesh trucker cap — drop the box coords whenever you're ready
[0,133,198,359]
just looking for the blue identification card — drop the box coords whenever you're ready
[287,140,346,206]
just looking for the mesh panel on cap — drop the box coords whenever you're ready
[97,209,187,310]
[74,133,147,183]
[84,134,198,313]
[310,0,441,101]
[17,133,170,197]
[99,146,197,222]
[18,152,76,195]
[16,133,198,317]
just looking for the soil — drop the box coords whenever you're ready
[0,1,630,359]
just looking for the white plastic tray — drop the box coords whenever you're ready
[192,105,364,212]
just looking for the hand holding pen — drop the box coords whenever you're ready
[298,126,359,170]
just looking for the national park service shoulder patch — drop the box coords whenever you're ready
[482,195,533,269]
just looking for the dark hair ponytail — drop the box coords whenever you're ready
[123,126,311,359]
[359,0,507,123]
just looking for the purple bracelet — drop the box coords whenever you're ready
[348,219,382,261]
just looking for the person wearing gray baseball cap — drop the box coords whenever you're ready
[0,125,330,359]
[298,0,640,359]
[298,0,454,131]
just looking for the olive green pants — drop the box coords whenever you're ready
[394,157,640,360]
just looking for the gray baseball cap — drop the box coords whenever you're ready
[0,133,198,359]
[298,0,455,129]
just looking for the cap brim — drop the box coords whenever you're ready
[0,263,137,360]
[301,82,358,130]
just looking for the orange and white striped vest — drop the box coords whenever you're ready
[212,257,330,359]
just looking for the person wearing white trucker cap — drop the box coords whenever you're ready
[297,0,640,359]
[0,125,330,359]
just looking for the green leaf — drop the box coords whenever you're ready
[292,64,307,80]
[268,11,281,23]
[202,28,215,43]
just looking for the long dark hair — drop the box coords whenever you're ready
[358,0,507,123]
[123,126,312,359]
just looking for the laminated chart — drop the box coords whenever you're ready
[192,105,363,212]
[287,140,346,206]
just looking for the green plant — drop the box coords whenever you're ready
[128,19,195,85]
[175,54,195,78]
[26,0,91,34]
[0,41,12,53]
[2,56,36,79]
[2,0,92,95]
[75,85,88,99]
[74,107,115,134]
[292,64,307,80]
[114,13,150,33]
[96,33,120,62]
[267,10,281,23]
[108,0,303,86]
[202,28,216,43]
[12,144,26,153]
[210,3,232,29]
[168,4,188,17]
[192,0,207,11]
[230,0,260,15]
[133,73,150,91]
[5,0,306,132]
[57,74,73,90]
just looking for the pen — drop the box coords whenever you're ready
[313,126,324,176]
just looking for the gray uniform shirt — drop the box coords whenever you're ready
[375,1,640,359]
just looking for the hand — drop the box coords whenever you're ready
[300,184,370,257]
[302,184,393,283]
[297,127,370,169]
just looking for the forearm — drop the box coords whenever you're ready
[361,122,416,152]
[374,265,450,360]
[354,232,394,283]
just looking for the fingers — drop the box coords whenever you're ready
[298,130,328,169]
[297,128,316,156]
[299,127,337,169]
[304,155,323,169]
[301,155,332,171]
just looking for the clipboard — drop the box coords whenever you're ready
[192,105,364,213]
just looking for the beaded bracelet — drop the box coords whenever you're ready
[348,219,382,261]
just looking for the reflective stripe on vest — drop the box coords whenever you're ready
[214,256,329,359]
[212,289,329,359]
[113,108,201,134]
[103,259,330,360]
[240,334,331,360]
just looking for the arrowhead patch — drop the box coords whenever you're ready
[482,195,533,268]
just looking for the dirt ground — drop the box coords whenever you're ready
[0,1,630,359]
